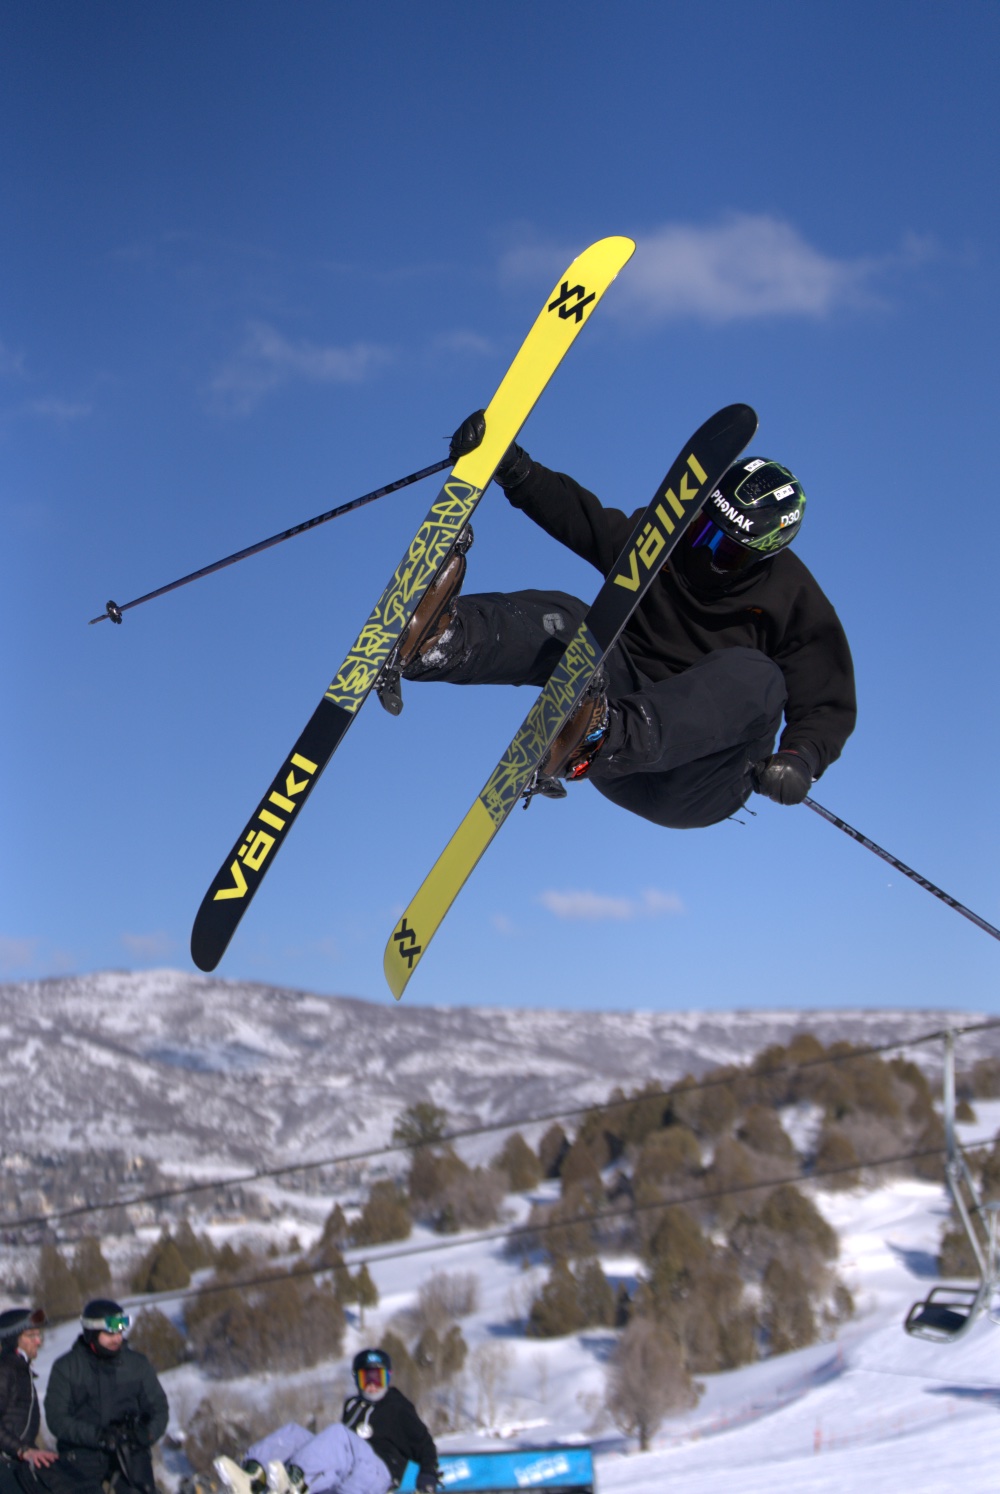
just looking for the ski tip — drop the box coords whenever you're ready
[189,920,223,974]
[572,235,636,279]
[384,912,427,1000]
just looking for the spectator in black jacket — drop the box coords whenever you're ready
[0,1307,64,1494]
[216,1348,438,1494]
[45,1300,168,1494]
[398,414,856,828]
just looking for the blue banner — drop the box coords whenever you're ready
[398,1445,594,1491]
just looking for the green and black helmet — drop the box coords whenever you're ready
[677,458,806,585]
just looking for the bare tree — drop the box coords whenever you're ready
[604,1317,698,1452]
[469,1341,513,1430]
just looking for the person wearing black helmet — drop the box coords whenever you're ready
[396,414,855,827]
[44,1300,168,1494]
[341,1349,436,1491]
[217,1347,438,1494]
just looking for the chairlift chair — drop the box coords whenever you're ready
[904,1031,1000,1343]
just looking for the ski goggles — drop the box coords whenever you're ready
[82,1311,131,1333]
[358,1364,389,1392]
[683,513,760,575]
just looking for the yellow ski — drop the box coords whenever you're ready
[192,235,634,972]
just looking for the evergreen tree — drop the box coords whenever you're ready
[38,1243,82,1320]
[72,1236,112,1298]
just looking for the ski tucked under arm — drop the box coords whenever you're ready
[384,403,758,999]
[190,236,635,973]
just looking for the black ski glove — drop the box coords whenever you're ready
[448,410,532,490]
[127,1417,152,1449]
[753,747,816,805]
[415,1474,440,1493]
[493,440,532,491]
[449,409,485,461]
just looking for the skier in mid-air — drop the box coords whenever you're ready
[395,412,856,821]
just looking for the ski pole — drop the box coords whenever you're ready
[803,796,1000,944]
[87,456,452,625]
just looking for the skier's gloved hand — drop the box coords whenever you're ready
[493,441,532,491]
[449,410,486,462]
[753,747,816,805]
[126,1417,152,1449]
[415,1474,440,1493]
[447,409,532,489]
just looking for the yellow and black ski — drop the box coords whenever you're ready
[384,403,758,999]
[190,236,635,972]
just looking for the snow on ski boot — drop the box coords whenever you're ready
[214,1458,265,1494]
[524,669,610,806]
[377,526,473,716]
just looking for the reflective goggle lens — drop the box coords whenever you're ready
[686,515,759,574]
[360,1365,388,1389]
[104,1314,131,1333]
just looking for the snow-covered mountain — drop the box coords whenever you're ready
[0,969,996,1179]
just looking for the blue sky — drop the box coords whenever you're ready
[3,1,998,1012]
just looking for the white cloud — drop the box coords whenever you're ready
[120,931,175,960]
[501,214,929,324]
[624,214,879,321]
[20,397,93,421]
[432,329,497,358]
[0,937,38,973]
[640,889,685,916]
[210,320,394,415]
[538,888,684,922]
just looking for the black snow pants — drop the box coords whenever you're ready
[408,590,787,829]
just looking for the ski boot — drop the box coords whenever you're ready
[267,1463,307,1494]
[377,526,473,716]
[524,669,610,805]
[213,1458,266,1494]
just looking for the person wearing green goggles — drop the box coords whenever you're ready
[45,1301,168,1494]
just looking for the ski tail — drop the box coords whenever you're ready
[384,403,758,999]
[190,236,635,973]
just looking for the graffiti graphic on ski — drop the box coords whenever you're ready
[190,235,635,972]
[384,402,758,998]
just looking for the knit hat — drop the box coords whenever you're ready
[0,1307,46,1341]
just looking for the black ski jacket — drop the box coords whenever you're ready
[0,1346,40,1458]
[507,460,856,776]
[342,1388,437,1486]
[44,1339,168,1454]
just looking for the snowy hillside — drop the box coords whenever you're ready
[3,970,999,1493]
[1,969,996,1176]
[20,1113,1000,1494]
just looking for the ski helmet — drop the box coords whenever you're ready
[81,1299,130,1343]
[353,1347,391,1400]
[676,457,805,586]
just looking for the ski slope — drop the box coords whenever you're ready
[21,1084,999,1494]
